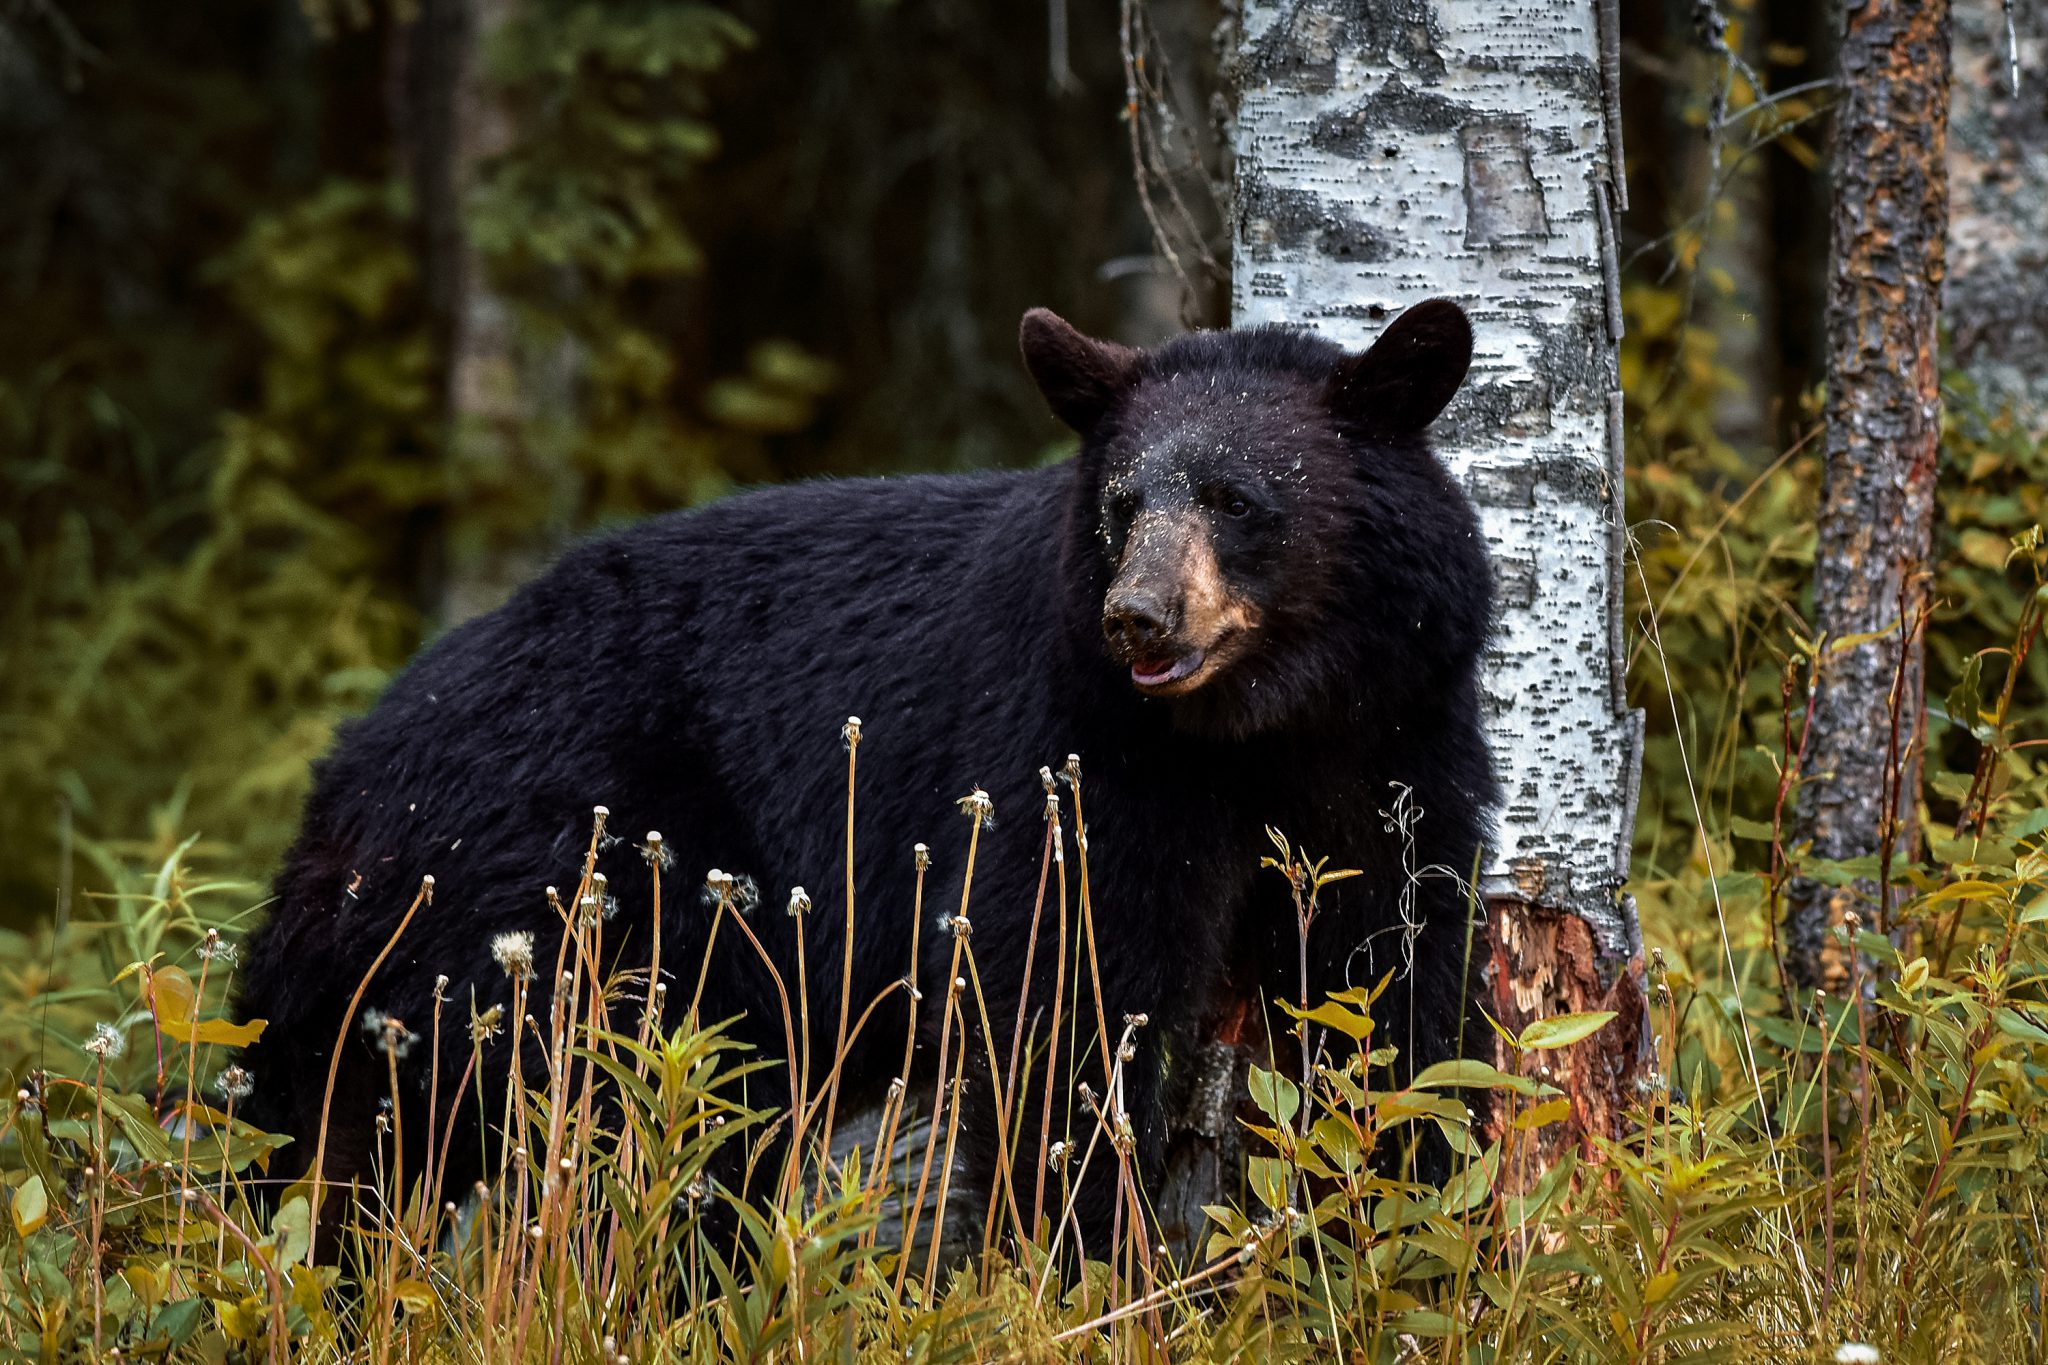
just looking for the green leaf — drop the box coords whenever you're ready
[1410,1058,1551,1096]
[1247,1156,1291,1214]
[11,1175,47,1237]
[272,1196,312,1269]
[1246,1067,1301,1126]
[1518,1011,1618,1051]
[1945,653,1985,737]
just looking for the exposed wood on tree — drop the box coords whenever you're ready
[1157,0,1648,1230]
[1785,0,1951,990]
[1947,0,2048,438]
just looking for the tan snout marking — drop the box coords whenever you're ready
[1177,524,1262,643]
[1118,510,1262,647]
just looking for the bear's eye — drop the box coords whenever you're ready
[1224,496,1252,519]
[1107,490,1139,525]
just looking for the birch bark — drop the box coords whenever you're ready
[1227,0,1646,1160]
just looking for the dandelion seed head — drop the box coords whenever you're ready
[492,931,537,979]
[642,831,670,869]
[914,843,930,872]
[957,788,994,825]
[214,1066,255,1102]
[198,932,238,967]
[842,716,862,749]
[787,886,812,917]
[362,1008,417,1059]
[84,1022,126,1061]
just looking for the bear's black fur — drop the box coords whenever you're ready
[236,299,1497,1255]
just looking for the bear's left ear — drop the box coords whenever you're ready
[1325,298,1473,436]
[1020,309,1142,435]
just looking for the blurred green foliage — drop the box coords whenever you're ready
[0,0,1165,925]
[0,1,818,919]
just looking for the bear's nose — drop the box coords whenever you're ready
[1103,591,1173,652]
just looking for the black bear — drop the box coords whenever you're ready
[236,298,1496,1257]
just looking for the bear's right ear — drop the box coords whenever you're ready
[1019,309,1141,435]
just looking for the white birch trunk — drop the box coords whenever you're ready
[1229,0,1645,1142]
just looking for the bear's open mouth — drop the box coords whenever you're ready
[1130,648,1205,691]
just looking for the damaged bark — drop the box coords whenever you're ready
[1785,0,1951,990]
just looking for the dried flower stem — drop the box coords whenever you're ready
[308,873,432,1265]
[818,717,861,1161]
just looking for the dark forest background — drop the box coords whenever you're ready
[1,0,1841,923]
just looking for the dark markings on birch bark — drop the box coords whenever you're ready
[1785,0,1951,991]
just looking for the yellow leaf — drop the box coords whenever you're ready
[150,965,267,1049]
[11,1175,47,1237]
[1645,1269,1679,1304]
[392,1278,438,1317]
[1512,1097,1573,1130]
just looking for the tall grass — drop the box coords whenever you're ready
[7,667,2048,1359]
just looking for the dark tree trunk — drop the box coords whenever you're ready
[1786,0,1951,990]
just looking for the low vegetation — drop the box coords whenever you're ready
[7,667,2048,1360]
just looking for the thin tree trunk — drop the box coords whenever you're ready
[404,0,571,625]
[1160,0,1648,1224]
[1947,0,2048,438]
[1785,1,1951,991]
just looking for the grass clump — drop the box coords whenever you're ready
[6,710,2048,1363]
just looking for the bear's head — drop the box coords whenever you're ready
[1021,299,1489,738]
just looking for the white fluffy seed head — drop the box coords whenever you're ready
[492,931,537,979]
[84,1021,126,1061]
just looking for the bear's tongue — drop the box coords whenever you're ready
[1131,650,1198,687]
